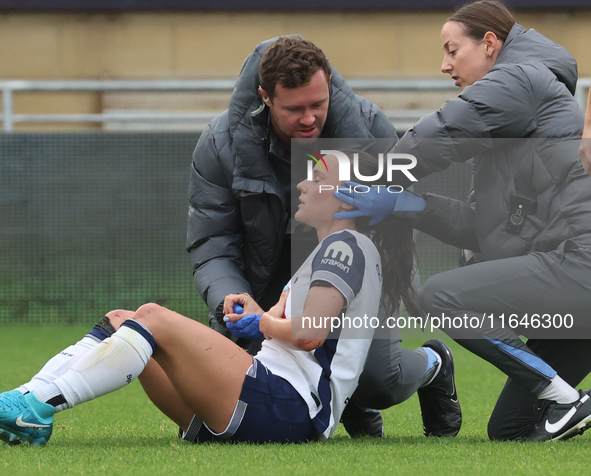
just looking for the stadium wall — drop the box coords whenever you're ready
[0,10,590,130]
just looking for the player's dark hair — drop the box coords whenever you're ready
[259,36,332,98]
[448,1,515,42]
[343,150,418,317]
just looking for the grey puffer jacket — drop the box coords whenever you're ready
[187,36,397,321]
[396,23,591,261]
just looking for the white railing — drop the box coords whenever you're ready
[1,78,589,132]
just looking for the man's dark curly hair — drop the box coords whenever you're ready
[259,36,331,98]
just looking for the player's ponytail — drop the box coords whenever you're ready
[343,150,418,316]
[369,214,418,317]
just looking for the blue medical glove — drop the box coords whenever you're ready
[225,303,263,339]
[334,181,426,226]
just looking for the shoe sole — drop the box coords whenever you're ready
[0,423,48,446]
[551,413,591,441]
[0,428,22,446]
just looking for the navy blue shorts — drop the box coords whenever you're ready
[180,358,316,444]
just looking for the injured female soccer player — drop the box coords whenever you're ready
[0,150,429,446]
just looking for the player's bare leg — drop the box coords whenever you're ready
[137,359,195,430]
[105,309,196,430]
[1,303,253,444]
[130,303,253,433]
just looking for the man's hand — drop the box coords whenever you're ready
[334,181,426,226]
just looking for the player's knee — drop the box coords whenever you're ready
[106,309,135,318]
[133,302,166,327]
[105,309,135,330]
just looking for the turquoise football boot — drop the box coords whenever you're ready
[0,390,55,446]
[0,390,24,445]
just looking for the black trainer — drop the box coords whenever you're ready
[522,390,591,441]
[340,401,384,438]
[417,340,462,437]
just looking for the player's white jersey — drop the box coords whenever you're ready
[255,229,382,440]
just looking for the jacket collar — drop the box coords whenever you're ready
[496,23,578,95]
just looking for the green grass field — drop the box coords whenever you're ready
[1,326,590,475]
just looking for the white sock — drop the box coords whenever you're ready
[17,335,101,396]
[421,347,442,387]
[33,383,63,405]
[51,322,155,408]
[537,375,580,404]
